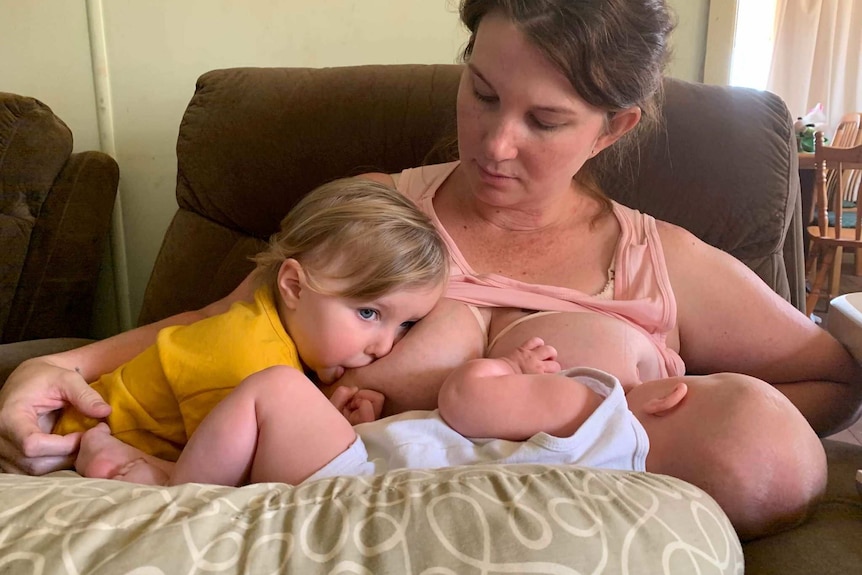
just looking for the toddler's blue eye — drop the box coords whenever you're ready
[358,308,378,320]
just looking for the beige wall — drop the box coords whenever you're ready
[1,0,711,335]
[666,0,710,83]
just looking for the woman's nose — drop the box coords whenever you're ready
[483,116,519,161]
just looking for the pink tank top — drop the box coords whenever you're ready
[396,162,685,378]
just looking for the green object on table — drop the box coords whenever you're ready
[798,124,829,153]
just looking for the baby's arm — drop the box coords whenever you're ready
[438,338,600,441]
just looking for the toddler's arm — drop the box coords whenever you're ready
[438,338,600,441]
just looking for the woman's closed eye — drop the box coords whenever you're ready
[473,87,498,104]
[529,114,564,131]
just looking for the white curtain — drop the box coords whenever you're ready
[767,0,862,134]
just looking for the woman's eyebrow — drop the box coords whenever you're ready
[467,63,491,87]
[467,63,576,116]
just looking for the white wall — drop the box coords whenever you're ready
[1,0,711,335]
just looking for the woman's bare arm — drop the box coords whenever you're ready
[660,221,862,435]
[0,272,258,474]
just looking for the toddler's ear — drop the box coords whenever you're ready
[641,382,688,416]
[277,259,304,308]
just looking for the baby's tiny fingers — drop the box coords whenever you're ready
[519,337,546,351]
[543,360,562,373]
[535,344,558,361]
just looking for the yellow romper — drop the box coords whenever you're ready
[53,286,301,461]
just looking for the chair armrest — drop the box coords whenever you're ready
[3,151,119,342]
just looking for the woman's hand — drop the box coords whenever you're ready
[0,358,111,475]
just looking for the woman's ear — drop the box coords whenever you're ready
[277,259,304,309]
[641,381,688,417]
[592,106,642,155]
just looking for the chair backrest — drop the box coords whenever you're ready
[137,65,806,325]
[827,113,862,203]
[0,93,119,342]
[813,131,862,240]
[831,113,861,147]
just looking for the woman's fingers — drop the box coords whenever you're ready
[0,360,108,475]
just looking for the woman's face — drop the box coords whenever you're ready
[456,12,615,210]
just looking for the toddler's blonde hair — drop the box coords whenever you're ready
[253,177,448,298]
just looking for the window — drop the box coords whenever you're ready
[728,0,778,89]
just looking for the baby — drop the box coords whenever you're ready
[439,344,828,541]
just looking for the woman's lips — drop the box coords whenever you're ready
[477,163,515,183]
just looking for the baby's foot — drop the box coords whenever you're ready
[503,337,561,375]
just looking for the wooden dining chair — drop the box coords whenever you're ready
[805,131,862,315]
[825,114,862,279]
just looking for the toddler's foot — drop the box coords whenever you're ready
[113,458,170,485]
[76,423,172,483]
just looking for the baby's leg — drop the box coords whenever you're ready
[170,365,357,486]
[76,423,175,482]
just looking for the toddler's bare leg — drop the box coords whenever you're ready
[171,365,357,486]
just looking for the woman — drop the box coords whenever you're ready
[1,0,859,490]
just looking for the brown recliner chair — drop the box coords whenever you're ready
[0,93,119,344]
[0,66,860,573]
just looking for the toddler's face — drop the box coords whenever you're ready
[285,278,444,384]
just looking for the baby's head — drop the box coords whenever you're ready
[254,177,448,298]
[626,374,826,541]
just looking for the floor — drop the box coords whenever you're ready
[811,253,862,446]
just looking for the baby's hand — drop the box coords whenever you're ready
[329,386,385,425]
[504,337,561,375]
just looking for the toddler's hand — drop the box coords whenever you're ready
[329,386,385,425]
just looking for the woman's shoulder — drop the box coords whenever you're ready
[355,172,397,187]
[358,162,459,200]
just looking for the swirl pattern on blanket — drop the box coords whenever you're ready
[0,465,742,574]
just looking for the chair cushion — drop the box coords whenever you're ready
[826,202,858,228]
